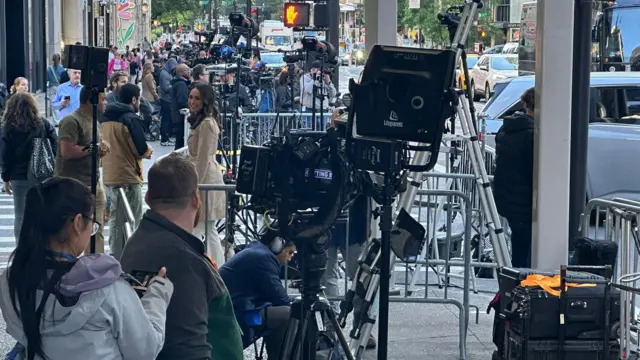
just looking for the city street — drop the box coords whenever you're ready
[0,65,498,359]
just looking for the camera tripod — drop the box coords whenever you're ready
[278,242,355,360]
[338,1,512,359]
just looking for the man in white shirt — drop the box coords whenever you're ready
[299,60,336,130]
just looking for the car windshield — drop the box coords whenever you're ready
[482,79,534,119]
[467,57,479,68]
[491,56,518,70]
[261,53,284,64]
[265,35,291,46]
[604,7,640,64]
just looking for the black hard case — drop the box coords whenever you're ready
[503,266,616,360]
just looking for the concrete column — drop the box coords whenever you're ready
[48,0,63,56]
[363,0,397,54]
[531,0,574,271]
[61,0,85,45]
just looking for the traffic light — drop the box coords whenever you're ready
[283,2,311,28]
[197,24,204,31]
[481,31,486,37]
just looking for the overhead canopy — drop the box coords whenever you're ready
[340,3,357,12]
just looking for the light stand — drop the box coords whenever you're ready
[89,86,100,254]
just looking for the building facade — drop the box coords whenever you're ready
[0,0,49,92]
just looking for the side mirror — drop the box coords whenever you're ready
[479,65,488,71]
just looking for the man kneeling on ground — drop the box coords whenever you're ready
[120,154,243,360]
[219,229,296,359]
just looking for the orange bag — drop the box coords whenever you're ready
[520,274,596,297]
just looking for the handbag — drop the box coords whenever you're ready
[27,123,55,182]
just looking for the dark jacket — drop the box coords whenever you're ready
[120,210,244,360]
[493,111,534,221]
[1,121,57,182]
[106,88,153,123]
[219,241,291,345]
[330,194,370,249]
[275,84,292,113]
[221,84,252,114]
[159,59,178,102]
[170,77,191,125]
[101,103,150,186]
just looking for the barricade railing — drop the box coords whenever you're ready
[580,197,640,359]
[421,171,507,281]
[117,188,136,247]
[389,189,473,360]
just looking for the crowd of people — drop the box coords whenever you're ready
[0,37,381,359]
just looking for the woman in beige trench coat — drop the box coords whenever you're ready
[187,83,233,266]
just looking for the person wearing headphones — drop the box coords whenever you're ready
[219,230,295,359]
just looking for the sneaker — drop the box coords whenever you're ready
[366,335,377,349]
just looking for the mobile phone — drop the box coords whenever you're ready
[129,270,157,297]
[64,95,71,101]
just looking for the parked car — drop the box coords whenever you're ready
[469,54,518,101]
[479,72,640,201]
[456,54,480,90]
[483,44,504,55]
[259,52,287,71]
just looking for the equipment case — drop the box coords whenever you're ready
[494,266,618,360]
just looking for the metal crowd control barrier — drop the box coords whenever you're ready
[580,198,640,359]
[197,184,238,257]
[118,187,136,244]
[389,189,473,360]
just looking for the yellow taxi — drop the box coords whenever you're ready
[457,54,480,90]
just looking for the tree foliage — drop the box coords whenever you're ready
[152,0,200,20]
[401,0,503,48]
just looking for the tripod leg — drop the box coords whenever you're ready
[278,302,302,360]
[326,308,356,360]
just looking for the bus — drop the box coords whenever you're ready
[592,0,640,72]
[517,0,640,74]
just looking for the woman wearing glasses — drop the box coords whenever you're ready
[0,177,174,360]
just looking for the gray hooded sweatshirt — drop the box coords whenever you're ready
[0,254,174,360]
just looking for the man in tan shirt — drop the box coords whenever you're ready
[55,86,110,254]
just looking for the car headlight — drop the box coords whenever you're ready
[356,50,364,59]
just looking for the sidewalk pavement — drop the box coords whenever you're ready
[34,91,48,118]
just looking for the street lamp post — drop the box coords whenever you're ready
[141,2,149,42]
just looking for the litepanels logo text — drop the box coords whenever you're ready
[384,110,403,128]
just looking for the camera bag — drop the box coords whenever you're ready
[491,267,617,359]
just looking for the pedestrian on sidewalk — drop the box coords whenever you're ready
[159,58,177,147]
[47,54,65,126]
[0,177,173,360]
[493,87,535,268]
[1,93,58,242]
[187,83,230,265]
[52,69,83,119]
[54,87,109,254]
[102,84,153,260]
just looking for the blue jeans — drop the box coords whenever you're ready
[12,179,37,243]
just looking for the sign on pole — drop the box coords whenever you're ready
[409,0,420,9]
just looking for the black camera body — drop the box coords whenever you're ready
[236,131,345,212]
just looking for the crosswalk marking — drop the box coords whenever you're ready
[0,186,151,269]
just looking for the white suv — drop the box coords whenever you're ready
[470,54,519,101]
